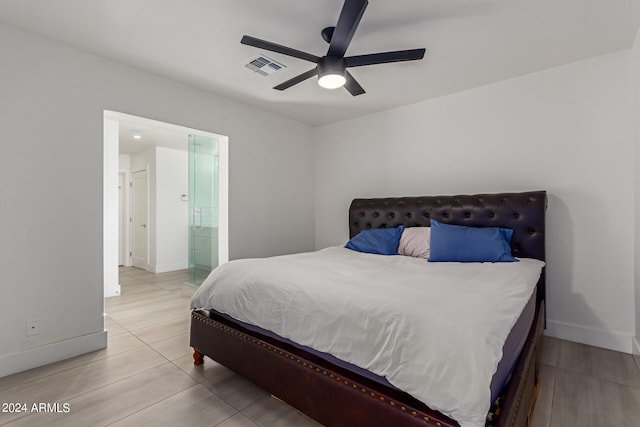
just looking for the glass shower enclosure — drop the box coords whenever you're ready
[188,134,219,286]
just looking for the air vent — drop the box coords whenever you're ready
[244,55,286,76]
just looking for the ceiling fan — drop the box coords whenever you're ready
[240,0,426,96]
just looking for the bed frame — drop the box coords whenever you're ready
[191,190,547,427]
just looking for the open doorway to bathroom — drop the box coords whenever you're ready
[103,111,229,299]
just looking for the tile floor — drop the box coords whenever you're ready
[1,267,639,426]
[0,267,318,427]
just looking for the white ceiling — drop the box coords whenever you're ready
[111,112,192,155]
[1,0,639,127]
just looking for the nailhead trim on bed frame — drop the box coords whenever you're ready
[509,355,529,427]
[193,311,446,426]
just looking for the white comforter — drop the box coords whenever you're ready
[190,247,544,427]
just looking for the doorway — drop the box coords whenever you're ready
[103,111,229,299]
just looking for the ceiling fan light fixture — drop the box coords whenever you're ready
[318,73,346,89]
[317,56,346,89]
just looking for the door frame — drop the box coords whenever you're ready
[118,171,132,267]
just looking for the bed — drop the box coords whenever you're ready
[190,190,546,427]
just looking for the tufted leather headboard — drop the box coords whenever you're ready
[349,190,547,304]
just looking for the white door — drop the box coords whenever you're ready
[118,173,125,266]
[131,170,148,269]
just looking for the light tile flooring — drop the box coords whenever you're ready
[0,267,318,427]
[1,267,639,426]
[531,336,640,427]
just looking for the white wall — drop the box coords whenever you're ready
[119,154,131,171]
[0,23,315,377]
[155,147,189,273]
[633,28,640,356]
[315,51,635,353]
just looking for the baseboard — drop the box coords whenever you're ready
[0,331,107,378]
[545,319,633,354]
[633,336,640,356]
[153,263,188,274]
[106,283,121,298]
[132,262,154,273]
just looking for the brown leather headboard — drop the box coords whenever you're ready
[348,190,547,304]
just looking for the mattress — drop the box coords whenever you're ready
[191,246,544,427]
[205,289,535,405]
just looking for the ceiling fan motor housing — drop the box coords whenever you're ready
[319,56,346,77]
[318,56,347,89]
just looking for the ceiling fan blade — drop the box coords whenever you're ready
[345,48,426,68]
[273,68,319,91]
[327,0,368,58]
[241,35,319,63]
[344,70,365,96]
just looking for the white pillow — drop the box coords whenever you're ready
[398,227,431,259]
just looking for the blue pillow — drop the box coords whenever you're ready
[345,226,405,255]
[428,220,517,262]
